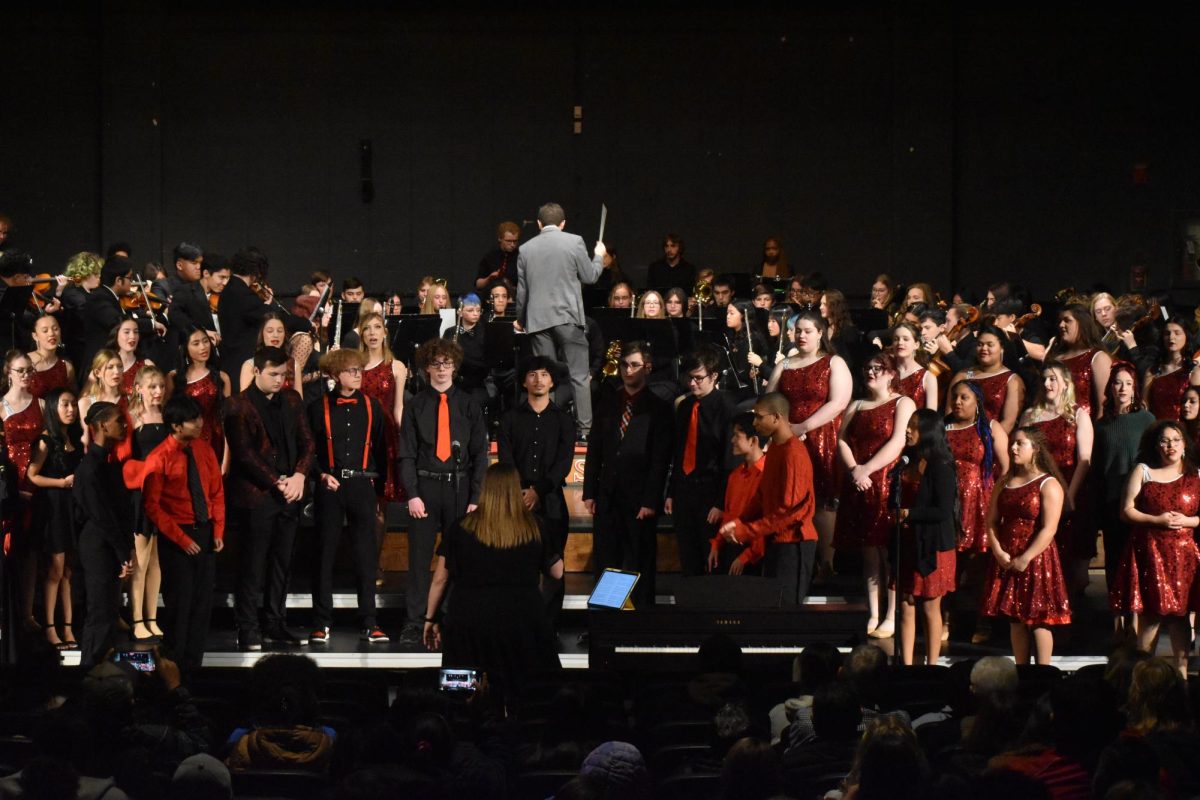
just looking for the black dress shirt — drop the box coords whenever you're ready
[398,384,489,503]
[247,384,293,475]
[73,442,134,555]
[307,390,388,478]
[476,247,519,288]
[669,388,739,505]
[645,259,697,291]
[497,399,576,499]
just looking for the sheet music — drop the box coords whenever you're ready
[598,203,608,243]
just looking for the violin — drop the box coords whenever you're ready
[27,273,65,312]
[1013,303,1043,332]
[927,305,980,378]
[120,291,167,313]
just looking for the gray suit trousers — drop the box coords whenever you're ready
[529,324,591,436]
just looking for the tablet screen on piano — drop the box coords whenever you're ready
[588,569,639,610]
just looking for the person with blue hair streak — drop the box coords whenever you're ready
[442,292,490,414]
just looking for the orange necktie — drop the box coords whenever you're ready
[436,393,451,461]
[682,401,699,475]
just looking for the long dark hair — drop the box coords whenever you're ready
[947,379,994,485]
[910,408,953,465]
[1137,420,1198,473]
[1102,360,1145,417]
[41,386,82,449]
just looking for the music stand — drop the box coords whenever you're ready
[388,315,444,370]
[0,286,32,350]
[582,286,609,311]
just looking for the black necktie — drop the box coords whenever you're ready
[185,446,210,525]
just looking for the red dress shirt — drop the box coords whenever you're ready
[731,435,817,564]
[710,456,766,558]
[141,435,226,550]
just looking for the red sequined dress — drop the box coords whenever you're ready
[1060,349,1098,418]
[1146,367,1191,421]
[27,358,70,400]
[3,398,44,494]
[833,397,901,549]
[947,424,990,552]
[1108,468,1200,615]
[360,359,405,503]
[182,371,225,462]
[895,467,957,597]
[968,369,1014,425]
[981,475,1071,625]
[121,358,146,397]
[777,355,841,501]
[1031,413,1094,560]
[897,368,928,409]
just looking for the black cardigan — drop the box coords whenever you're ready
[905,456,959,576]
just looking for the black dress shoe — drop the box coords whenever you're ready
[238,632,263,652]
[263,627,309,646]
[398,624,422,646]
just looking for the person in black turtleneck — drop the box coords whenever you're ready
[474,221,521,292]
[223,346,315,652]
[398,338,488,646]
[666,344,739,577]
[307,348,390,645]
[74,402,134,668]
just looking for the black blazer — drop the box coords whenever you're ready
[905,456,959,576]
[81,287,152,373]
[583,387,673,510]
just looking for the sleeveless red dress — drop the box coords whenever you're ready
[121,358,146,398]
[777,355,841,501]
[947,425,990,552]
[894,468,957,597]
[1108,468,1200,615]
[1146,367,1191,421]
[833,397,901,549]
[1031,413,1094,560]
[27,358,71,400]
[360,359,405,503]
[969,369,1014,425]
[4,399,44,493]
[981,475,1071,625]
[182,371,225,462]
[1060,349,1099,418]
[897,368,928,409]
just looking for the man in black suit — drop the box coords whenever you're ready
[582,340,672,609]
[218,248,308,375]
[171,255,232,369]
[152,241,204,303]
[81,255,162,373]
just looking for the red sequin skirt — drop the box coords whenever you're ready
[1108,528,1199,616]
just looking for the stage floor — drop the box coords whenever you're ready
[54,570,1133,672]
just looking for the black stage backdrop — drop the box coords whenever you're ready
[4,5,1200,300]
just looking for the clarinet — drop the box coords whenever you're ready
[746,321,762,395]
[332,300,344,349]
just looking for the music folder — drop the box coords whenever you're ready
[588,568,639,611]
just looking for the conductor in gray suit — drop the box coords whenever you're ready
[515,202,606,438]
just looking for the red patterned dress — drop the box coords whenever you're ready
[1108,468,1200,615]
[895,468,956,597]
[968,369,1014,425]
[360,359,405,503]
[948,424,990,552]
[1030,413,1095,560]
[981,475,1071,625]
[1146,367,1191,421]
[897,367,928,409]
[27,358,71,400]
[1060,349,1099,418]
[833,397,901,549]
[777,355,841,501]
[121,358,146,397]
[182,372,225,462]
[3,398,44,494]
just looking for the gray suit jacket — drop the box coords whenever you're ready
[515,225,602,334]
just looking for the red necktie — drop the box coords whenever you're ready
[683,401,699,475]
[336,397,358,405]
[436,393,451,461]
[620,395,633,438]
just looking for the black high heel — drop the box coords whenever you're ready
[59,621,79,651]
[131,620,158,642]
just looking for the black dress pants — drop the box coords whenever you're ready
[313,477,379,629]
[234,493,300,636]
[672,475,721,577]
[763,540,817,606]
[78,529,122,669]
[406,475,467,624]
[158,524,216,676]
[593,495,657,610]
[537,489,570,629]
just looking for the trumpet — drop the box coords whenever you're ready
[602,340,622,378]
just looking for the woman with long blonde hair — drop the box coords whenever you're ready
[423,463,563,700]
[127,365,170,641]
[78,350,124,448]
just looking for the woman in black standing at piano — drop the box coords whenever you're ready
[423,463,563,705]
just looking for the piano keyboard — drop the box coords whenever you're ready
[615,645,840,655]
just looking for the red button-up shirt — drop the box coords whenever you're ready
[141,434,226,550]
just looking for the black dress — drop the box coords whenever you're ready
[438,520,561,693]
[132,423,169,537]
[34,435,82,555]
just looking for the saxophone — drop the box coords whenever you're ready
[602,341,622,378]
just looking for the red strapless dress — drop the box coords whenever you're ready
[121,358,146,398]
[894,468,956,597]
[4,399,44,493]
[969,369,1014,426]
[1031,413,1094,560]
[981,475,1071,625]
[947,425,990,552]
[1060,349,1098,418]
[360,360,405,503]
[1108,470,1200,615]
[182,372,225,462]
[1146,367,1190,421]
[897,368,928,409]
[833,397,901,549]
[28,358,71,400]
[777,355,841,502]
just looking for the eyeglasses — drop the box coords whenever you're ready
[9,367,33,375]
[340,367,363,376]
[621,362,644,371]
[1159,437,1185,446]
[429,360,455,369]
[865,365,886,376]
[686,373,713,384]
